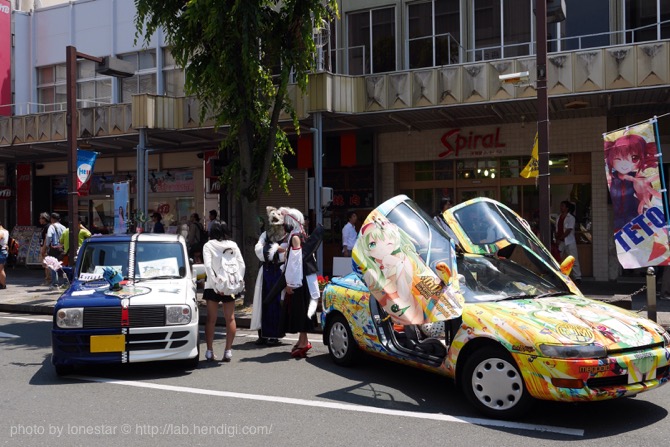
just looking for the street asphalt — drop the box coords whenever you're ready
[1,265,670,330]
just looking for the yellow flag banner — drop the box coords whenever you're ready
[520,133,539,178]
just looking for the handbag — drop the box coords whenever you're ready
[48,245,65,260]
[284,247,303,288]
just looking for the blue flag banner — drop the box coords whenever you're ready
[603,119,670,268]
[77,149,98,194]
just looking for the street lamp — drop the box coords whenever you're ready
[66,46,134,263]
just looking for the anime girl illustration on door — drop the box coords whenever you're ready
[352,210,461,325]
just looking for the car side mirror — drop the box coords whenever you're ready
[560,256,574,276]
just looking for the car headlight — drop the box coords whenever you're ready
[538,343,606,359]
[165,305,191,325]
[657,327,670,347]
[56,308,83,329]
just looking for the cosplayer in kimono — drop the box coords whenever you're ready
[280,208,323,358]
[250,207,289,345]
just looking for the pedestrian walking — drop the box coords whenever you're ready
[151,212,165,233]
[341,211,358,257]
[202,221,244,362]
[187,213,205,263]
[60,218,92,266]
[555,200,581,284]
[207,209,219,232]
[38,212,51,286]
[280,208,322,358]
[0,223,8,289]
[45,213,66,290]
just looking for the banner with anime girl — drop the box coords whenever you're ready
[604,119,670,268]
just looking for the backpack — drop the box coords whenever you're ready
[7,236,18,266]
[212,247,245,296]
[7,237,18,256]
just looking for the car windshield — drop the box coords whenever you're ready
[78,241,186,280]
[457,254,567,303]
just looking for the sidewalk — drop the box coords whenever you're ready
[1,266,670,330]
[0,266,254,328]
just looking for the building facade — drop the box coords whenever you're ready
[1,0,669,278]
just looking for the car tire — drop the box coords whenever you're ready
[461,345,533,419]
[54,364,75,376]
[327,314,358,366]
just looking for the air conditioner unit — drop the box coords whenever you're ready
[321,187,333,207]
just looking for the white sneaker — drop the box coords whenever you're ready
[223,350,232,362]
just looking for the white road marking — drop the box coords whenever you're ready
[0,331,19,338]
[71,375,583,437]
[0,314,51,322]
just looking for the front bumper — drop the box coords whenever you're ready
[514,346,670,402]
[51,320,199,367]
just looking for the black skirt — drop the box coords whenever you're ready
[281,286,313,334]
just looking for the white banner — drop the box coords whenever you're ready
[113,182,130,234]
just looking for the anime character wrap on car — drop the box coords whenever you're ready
[321,195,670,419]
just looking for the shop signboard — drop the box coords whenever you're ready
[113,182,130,234]
[0,186,12,199]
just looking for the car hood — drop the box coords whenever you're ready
[57,280,192,308]
[465,295,665,350]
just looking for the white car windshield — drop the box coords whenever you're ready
[78,241,186,280]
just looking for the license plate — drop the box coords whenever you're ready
[90,335,126,353]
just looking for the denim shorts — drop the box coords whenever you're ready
[0,251,6,265]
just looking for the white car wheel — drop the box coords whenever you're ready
[327,314,357,366]
[462,346,533,419]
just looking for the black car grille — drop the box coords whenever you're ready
[586,365,670,389]
[607,342,664,355]
[83,306,166,329]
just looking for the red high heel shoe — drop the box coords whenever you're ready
[290,343,312,358]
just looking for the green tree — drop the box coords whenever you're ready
[134,0,337,304]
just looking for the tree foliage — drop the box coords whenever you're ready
[134,0,338,303]
[134,0,337,201]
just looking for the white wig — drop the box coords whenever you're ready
[280,207,304,232]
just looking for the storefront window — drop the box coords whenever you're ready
[457,159,497,179]
[501,185,521,214]
[409,160,455,181]
[500,157,521,178]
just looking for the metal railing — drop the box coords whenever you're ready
[466,19,670,63]
[1,98,114,115]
